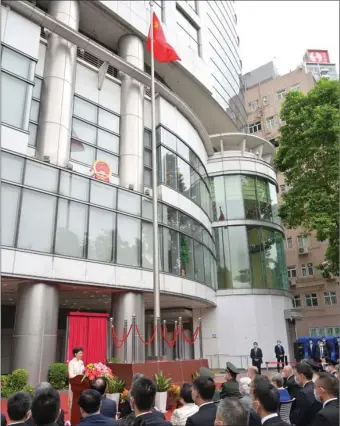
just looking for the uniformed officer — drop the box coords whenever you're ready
[220,362,242,400]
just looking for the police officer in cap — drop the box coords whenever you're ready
[220,362,242,400]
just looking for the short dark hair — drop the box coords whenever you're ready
[31,388,60,426]
[78,390,101,414]
[7,392,31,421]
[296,362,313,380]
[253,342,258,345]
[192,376,215,401]
[317,373,339,397]
[91,377,107,396]
[72,346,83,357]
[180,383,194,403]
[252,376,279,414]
[131,377,156,411]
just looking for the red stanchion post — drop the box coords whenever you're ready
[199,318,203,359]
[123,319,128,363]
[174,320,179,361]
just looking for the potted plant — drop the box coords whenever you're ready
[168,384,180,410]
[105,374,125,408]
[154,371,171,413]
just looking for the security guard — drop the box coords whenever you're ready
[220,362,242,399]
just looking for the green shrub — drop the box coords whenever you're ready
[1,375,8,390]
[48,363,68,390]
[1,369,29,397]
[23,384,35,394]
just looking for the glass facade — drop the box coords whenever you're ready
[157,126,213,219]
[214,225,288,290]
[1,151,217,289]
[212,175,279,224]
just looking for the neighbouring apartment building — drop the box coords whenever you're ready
[244,53,340,339]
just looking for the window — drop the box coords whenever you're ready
[116,215,141,267]
[305,293,318,307]
[279,119,286,126]
[280,185,286,193]
[263,96,269,105]
[71,96,120,175]
[176,6,200,55]
[142,222,153,269]
[287,266,296,278]
[266,116,275,129]
[118,189,141,216]
[324,291,337,306]
[88,207,116,262]
[293,295,301,308]
[286,238,293,249]
[1,47,35,130]
[301,263,313,276]
[291,83,301,92]
[276,89,286,101]
[297,235,308,249]
[28,77,42,146]
[144,129,152,187]
[248,100,258,112]
[248,121,262,134]
[1,184,21,247]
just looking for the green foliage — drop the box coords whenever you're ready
[274,78,339,277]
[180,235,189,265]
[48,363,68,390]
[108,357,120,363]
[105,375,125,394]
[1,369,29,397]
[154,371,171,392]
[23,384,35,394]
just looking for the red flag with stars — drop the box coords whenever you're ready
[147,12,180,63]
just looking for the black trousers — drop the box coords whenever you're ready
[276,355,284,372]
[252,359,262,375]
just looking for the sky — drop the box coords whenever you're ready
[235,1,339,76]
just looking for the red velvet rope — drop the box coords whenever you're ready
[182,326,200,344]
[112,324,132,348]
[161,326,180,347]
[136,325,158,345]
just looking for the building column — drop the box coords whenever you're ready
[111,292,145,362]
[36,0,79,166]
[12,283,59,385]
[118,35,144,192]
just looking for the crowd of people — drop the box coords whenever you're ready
[1,356,339,426]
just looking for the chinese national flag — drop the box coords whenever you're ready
[147,12,180,63]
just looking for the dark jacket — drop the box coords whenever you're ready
[131,412,171,426]
[248,409,262,426]
[291,381,322,426]
[220,379,242,399]
[78,413,117,426]
[101,396,117,419]
[307,343,316,358]
[0,414,6,426]
[284,375,301,399]
[250,348,263,363]
[262,415,290,426]
[118,410,165,426]
[26,409,64,426]
[310,399,339,426]
[185,402,217,426]
[314,346,329,361]
[275,345,285,358]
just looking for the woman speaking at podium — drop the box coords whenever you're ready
[68,347,85,411]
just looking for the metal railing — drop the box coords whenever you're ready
[206,354,250,371]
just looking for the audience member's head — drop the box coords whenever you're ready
[239,377,251,396]
[281,365,294,379]
[251,375,280,419]
[271,373,284,389]
[35,381,52,394]
[295,362,313,386]
[179,383,194,405]
[7,392,31,423]
[130,377,156,414]
[314,373,339,403]
[225,362,238,382]
[72,346,83,359]
[32,388,61,426]
[91,377,107,396]
[132,373,144,384]
[192,376,215,406]
[325,359,338,374]
[78,389,102,418]
[215,397,249,426]
[247,366,258,380]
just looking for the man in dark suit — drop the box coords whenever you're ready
[291,362,322,426]
[251,342,263,375]
[274,340,285,372]
[314,341,329,363]
[26,382,64,426]
[335,337,339,360]
[1,414,6,426]
[250,375,289,425]
[282,365,301,399]
[214,397,249,426]
[307,338,316,358]
[7,392,31,426]
[186,376,217,426]
[78,390,116,426]
[220,362,242,399]
[91,378,117,419]
[311,372,339,426]
[31,388,62,426]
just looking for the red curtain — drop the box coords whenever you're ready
[67,312,109,365]
[87,317,108,363]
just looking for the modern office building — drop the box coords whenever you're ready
[245,59,340,339]
[1,0,292,384]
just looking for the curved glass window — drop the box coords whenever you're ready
[214,225,288,290]
[212,175,279,224]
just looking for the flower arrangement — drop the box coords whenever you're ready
[82,363,112,381]
[105,374,125,394]
[191,370,200,380]
[154,371,172,392]
[168,384,180,398]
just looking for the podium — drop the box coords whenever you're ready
[69,375,90,426]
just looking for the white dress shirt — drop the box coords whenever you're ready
[68,358,84,379]
[261,413,278,424]
[170,403,199,425]
[323,398,338,408]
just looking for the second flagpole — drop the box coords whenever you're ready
[149,1,161,360]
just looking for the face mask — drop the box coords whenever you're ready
[314,389,321,402]
[277,342,281,345]
[254,344,258,348]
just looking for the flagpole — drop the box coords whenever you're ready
[149,1,161,360]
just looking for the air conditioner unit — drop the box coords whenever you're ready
[298,247,308,255]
